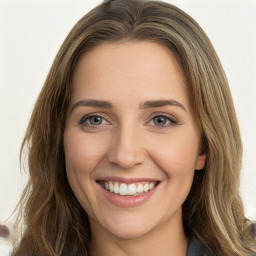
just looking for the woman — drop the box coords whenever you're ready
[12,0,256,255]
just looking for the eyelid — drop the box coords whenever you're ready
[146,113,178,127]
[79,113,111,126]
[78,112,178,129]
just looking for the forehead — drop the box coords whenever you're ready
[71,41,189,109]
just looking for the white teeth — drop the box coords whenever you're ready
[119,183,128,195]
[143,183,149,192]
[109,181,114,192]
[136,184,143,194]
[101,181,158,196]
[127,183,137,195]
[114,182,119,194]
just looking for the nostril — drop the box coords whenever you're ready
[108,147,146,169]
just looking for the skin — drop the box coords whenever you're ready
[64,41,206,256]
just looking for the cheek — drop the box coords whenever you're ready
[147,128,200,176]
[64,132,107,175]
[63,130,108,216]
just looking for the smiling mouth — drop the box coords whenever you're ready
[98,181,159,196]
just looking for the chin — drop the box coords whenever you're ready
[107,223,153,240]
[102,212,161,240]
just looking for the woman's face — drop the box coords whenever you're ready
[64,41,206,240]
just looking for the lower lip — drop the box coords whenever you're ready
[98,184,159,208]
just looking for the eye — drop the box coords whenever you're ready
[79,115,109,126]
[148,115,177,127]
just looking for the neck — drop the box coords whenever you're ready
[89,209,188,256]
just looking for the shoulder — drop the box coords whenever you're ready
[186,234,256,256]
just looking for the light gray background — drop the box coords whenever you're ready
[0,1,255,253]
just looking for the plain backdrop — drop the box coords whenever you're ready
[0,0,255,235]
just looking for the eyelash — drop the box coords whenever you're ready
[79,114,110,127]
[147,114,178,128]
[79,113,178,128]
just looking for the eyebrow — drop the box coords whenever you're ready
[70,99,187,113]
[71,99,113,112]
[140,100,187,112]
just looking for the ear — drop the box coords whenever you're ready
[195,144,207,171]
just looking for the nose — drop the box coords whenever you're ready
[107,127,146,169]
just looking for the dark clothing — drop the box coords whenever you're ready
[186,235,210,256]
[186,235,256,256]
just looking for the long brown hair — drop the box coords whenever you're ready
[12,0,256,255]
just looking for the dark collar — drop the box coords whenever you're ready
[186,235,210,256]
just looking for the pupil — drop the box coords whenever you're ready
[154,116,166,125]
[90,116,102,125]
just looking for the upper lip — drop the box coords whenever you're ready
[96,176,160,184]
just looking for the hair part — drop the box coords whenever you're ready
[12,0,256,255]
